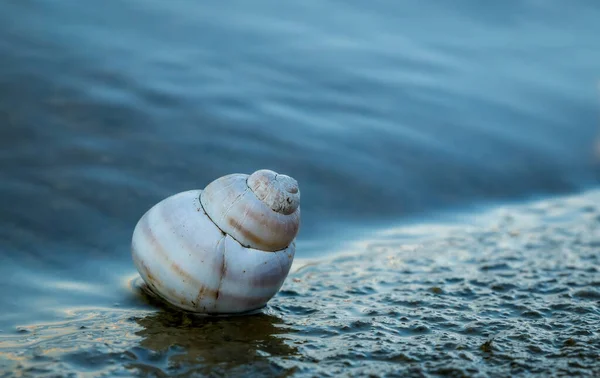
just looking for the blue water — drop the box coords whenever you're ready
[0,0,599,375]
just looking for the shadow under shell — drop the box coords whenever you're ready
[130,275,267,317]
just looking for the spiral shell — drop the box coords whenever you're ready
[201,170,300,252]
[131,170,300,314]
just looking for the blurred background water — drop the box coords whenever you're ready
[0,0,599,376]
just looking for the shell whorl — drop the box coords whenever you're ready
[200,170,301,252]
[247,170,300,215]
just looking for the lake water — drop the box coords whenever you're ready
[0,0,599,376]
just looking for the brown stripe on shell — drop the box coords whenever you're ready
[216,239,227,301]
[227,215,282,251]
[141,204,276,311]
[137,229,272,312]
[246,207,300,240]
[140,210,216,296]
[134,253,190,307]
[134,252,160,289]
[141,255,272,312]
[139,212,170,262]
[158,195,226,270]
[201,175,299,252]
[195,285,211,306]
[213,234,227,306]
[148,263,269,312]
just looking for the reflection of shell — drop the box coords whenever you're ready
[133,311,298,376]
[131,170,300,314]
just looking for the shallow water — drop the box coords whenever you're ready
[0,0,599,376]
[2,190,600,376]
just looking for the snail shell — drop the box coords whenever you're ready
[131,169,300,314]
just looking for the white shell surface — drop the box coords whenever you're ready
[200,174,300,252]
[131,190,295,313]
[247,169,300,215]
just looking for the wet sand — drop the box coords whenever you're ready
[1,189,599,377]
